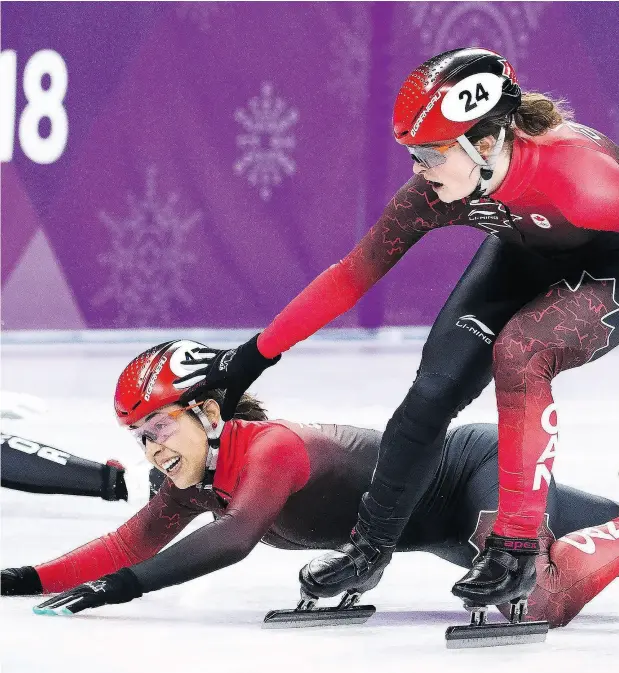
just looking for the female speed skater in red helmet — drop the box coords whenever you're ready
[168,47,619,617]
[2,340,617,632]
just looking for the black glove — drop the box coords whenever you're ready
[1,566,43,596]
[33,567,143,616]
[149,466,167,499]
[175,334,281,421]
[102,459,128,501]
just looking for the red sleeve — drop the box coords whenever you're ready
[540,145,619,232]
[35,479,201,593]
[245,427,311,495]
[258,177,442,358]
[526,517,619,627]
[129,428,310,592]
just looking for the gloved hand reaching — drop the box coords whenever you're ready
[33,568,143,616]
[175,334,281,421]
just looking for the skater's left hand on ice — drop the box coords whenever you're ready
[33,568,143,616]
[1,566,43,596]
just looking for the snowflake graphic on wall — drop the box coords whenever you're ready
[234,82,299,201]
[92,166,203,327]
[176,1,220,34]
[404,2,545,87]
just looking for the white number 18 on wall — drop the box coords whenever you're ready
[0,49,69,164]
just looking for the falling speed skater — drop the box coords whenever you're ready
[2,341,617,649]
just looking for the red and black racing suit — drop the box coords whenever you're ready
[33,420,619,627]
[253,123,619,543]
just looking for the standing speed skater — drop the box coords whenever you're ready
[168,46,619,636]
[2,341,617,647]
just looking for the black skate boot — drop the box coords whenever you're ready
[300,526,395,598]
[446,533,549,648]
[262,527,392,628]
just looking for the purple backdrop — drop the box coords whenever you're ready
[3,2,619,330]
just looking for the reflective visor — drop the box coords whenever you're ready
[129,402,204,450]
[406,142,456,169]
[130,413,180,449]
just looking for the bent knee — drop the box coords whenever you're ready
[527,598,572,628]
[492,335,563,390]
[410,371,486,412]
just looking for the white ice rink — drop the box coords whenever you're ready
[1,336,618,673]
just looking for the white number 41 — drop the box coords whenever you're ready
[0,49,68,164]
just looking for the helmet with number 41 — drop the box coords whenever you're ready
[114,340,209,427]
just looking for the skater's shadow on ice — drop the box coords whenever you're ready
[87,608,476,628]
[83,609,270,626]
[371,611,619,629]
[369,610,475,627]
[66,607,619,630]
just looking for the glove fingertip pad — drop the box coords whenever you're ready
[33,606,73,617]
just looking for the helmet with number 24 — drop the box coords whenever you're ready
[393,48,521,179]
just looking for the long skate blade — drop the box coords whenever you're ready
[262,605,376,629]
[445,621,549,649]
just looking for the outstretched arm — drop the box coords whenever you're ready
[129,430,310,592]
[2,479,200,595]
[258,176,442,358]
[173,177,444,419]
[31,429,310,615]
[1,432,127,501]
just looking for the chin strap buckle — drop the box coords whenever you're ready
[458,126,506,196]
[188,399,225,485]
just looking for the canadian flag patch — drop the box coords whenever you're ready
[531,213,551,229]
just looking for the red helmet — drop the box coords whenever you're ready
[114,340,208,426]
[393,47,521,146]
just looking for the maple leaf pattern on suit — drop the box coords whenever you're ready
[495,272,619,393]
[341,177,457,288]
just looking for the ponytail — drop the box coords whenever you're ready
[466,91,573,145]
[195,389,269,421]
[513,92,573,136]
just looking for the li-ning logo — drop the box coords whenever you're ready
[410,91,442,137]
[144,356,168,401]
[456,315,495,344]
[468,199,516,236]
[219,348,236,372]
[84,580,108,592]
[531,213,551,229]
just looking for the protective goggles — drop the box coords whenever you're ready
[130,402,203,449]
[406,141,457,169]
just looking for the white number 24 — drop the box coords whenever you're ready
[0,49,69,164]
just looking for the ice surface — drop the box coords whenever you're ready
[1,340,617,673]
